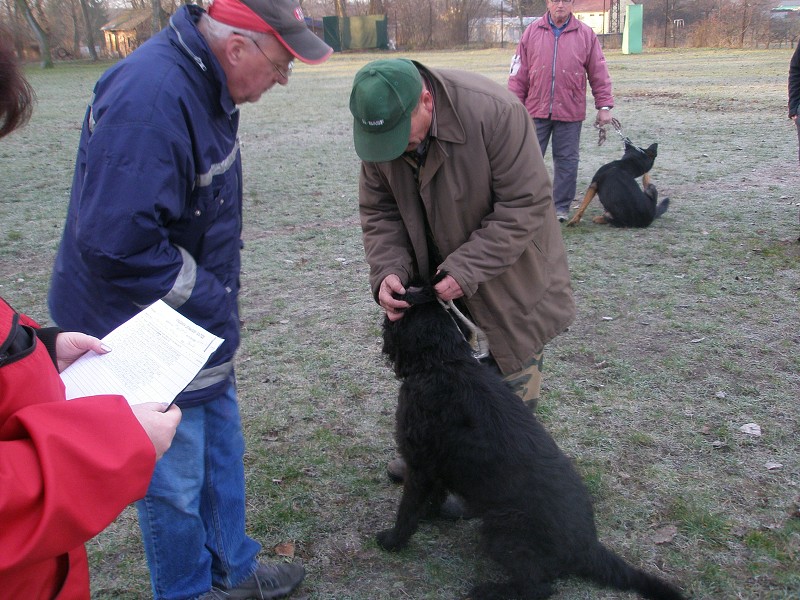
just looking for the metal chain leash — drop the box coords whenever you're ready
[595,117,625,146]
[595,117,648,155]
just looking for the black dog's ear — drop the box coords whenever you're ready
[646,143,658,158]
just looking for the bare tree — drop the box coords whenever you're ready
[441,0,492,46]
[3,0,28,58]
[738,0,751,47]
[333,0,346,18]
[510,0,544,28]
[663,0,672,46]
[14,0,51,67]
[68,0,80,54]
[667,0,778,48]
[32,0,771,51]
[79,0,98,60]
[151,0,163,35]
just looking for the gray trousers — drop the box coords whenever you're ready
[534,118,583,214]
[796,119,800,163]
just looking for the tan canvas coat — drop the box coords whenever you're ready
[358,63,575,374]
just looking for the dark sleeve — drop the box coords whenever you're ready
[788,45,800,117]
[34,327,63,368]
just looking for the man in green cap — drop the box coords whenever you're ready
[350,58,575,484]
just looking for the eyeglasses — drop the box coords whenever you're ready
[236,33,293,80]
[550,0,573,4]
[252,37,293,80]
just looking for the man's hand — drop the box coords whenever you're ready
[434,274,463,301]
[55,332,109,373]
[131,403,182,460]
[595,108,613,127]
[378,274,410,321]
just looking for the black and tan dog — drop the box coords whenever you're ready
[377,277,685,600]
[567,142,669,228]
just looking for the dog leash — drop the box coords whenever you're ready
[595,117,625,146]
[595,117,647,154]
[437,298,490,360]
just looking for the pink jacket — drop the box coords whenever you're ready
[508,13,613,122]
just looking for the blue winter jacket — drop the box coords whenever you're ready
[49,5,242,407]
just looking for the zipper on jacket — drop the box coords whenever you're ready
[549,35,559,116]
[170,15,207,73]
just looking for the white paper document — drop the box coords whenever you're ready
[61,300,224,406]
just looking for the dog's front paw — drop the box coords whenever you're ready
[376,528,408,551]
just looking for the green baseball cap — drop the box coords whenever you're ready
[349,59,423,162]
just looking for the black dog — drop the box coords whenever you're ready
[567,142,669,228]
[378,280,685,600]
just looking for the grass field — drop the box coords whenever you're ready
[2,47,799,599]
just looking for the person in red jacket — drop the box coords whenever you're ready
[0,32,182,599]
[508,0,615,222]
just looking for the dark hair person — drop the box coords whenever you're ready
[0,30,35,137]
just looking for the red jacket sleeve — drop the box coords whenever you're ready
[0,395,155,570]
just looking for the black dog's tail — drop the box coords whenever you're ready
[582,543,686,600]
[655,197,670,219]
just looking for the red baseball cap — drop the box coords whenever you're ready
[207,0,332,64]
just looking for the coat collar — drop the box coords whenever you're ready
[168,5,238,117]
[412,61,466,147]
[537,11,579,33]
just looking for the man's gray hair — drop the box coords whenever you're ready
[199,13,269,45]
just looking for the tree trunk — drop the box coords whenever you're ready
[151,0,163,36]
[15,0,52,68]
[79,0,98,60]
[8,1,25,58]
[739,1,748,48]
[71,0,80,55]
[517,0,526,30]
[334,0,347,50]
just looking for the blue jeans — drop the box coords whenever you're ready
[534,118,583,214]
[135,384,261,600]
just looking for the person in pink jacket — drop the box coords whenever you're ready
[509,0,614,222]
[1,31,181,599]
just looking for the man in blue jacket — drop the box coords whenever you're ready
[48,1,331,598]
